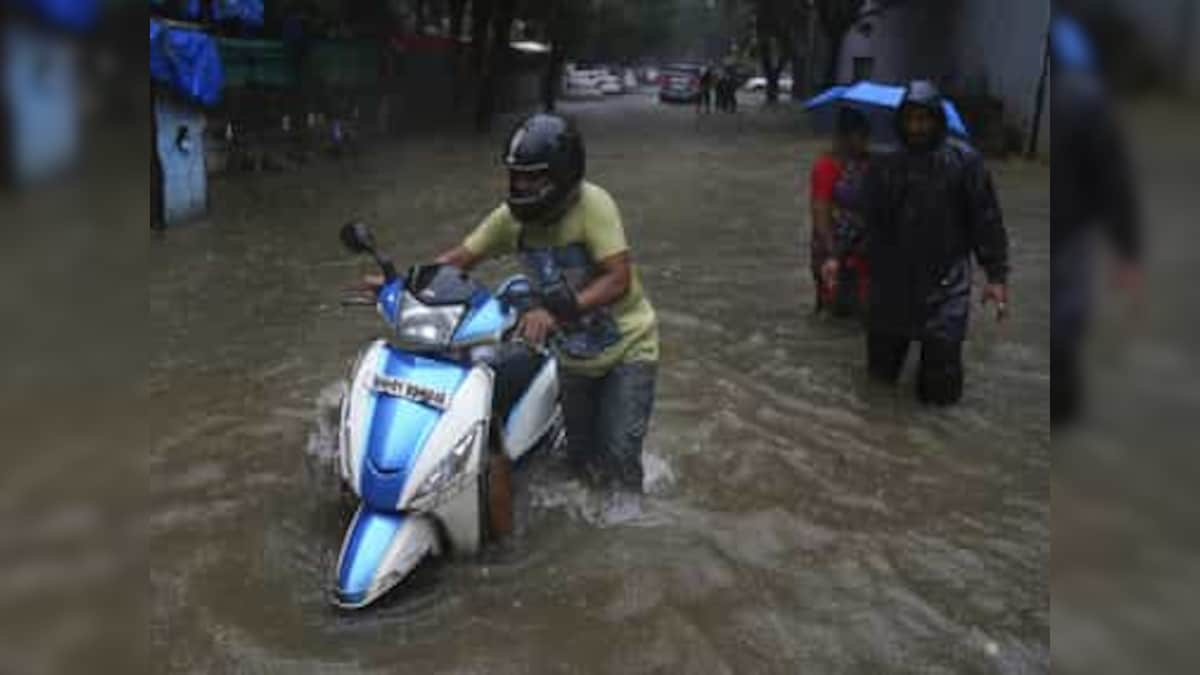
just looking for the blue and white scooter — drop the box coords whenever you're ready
[332,222,564,609]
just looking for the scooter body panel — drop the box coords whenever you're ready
[333,506,439,609]
[454,294,509,346]
[342,341,472,512]
[502,357,562,462]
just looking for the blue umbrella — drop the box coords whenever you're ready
[804,81,969,139]
[803,84,849,109]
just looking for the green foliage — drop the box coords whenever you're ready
[579,0,680,61]
[535,0,730,63]
[814,0,869,37]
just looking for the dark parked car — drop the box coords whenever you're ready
[658,64,704,104]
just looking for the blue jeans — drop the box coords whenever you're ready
[561,362,657,491]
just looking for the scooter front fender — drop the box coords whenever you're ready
[332,506,439,609]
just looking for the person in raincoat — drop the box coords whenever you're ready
[1050,13,1142,425]
[862,81,1010,405]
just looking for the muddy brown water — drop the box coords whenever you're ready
[149,95,1049,673]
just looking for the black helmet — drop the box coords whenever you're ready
[895,80,947,150]
[502,113,585,225]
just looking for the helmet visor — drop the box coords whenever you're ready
[508,168,554,206]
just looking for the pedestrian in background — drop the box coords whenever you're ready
[719,70,738,113]
[1050,13,1143,426]
[697,66,715,114]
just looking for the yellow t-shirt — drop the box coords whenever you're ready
[463,182,659,377]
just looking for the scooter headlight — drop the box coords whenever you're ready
[393,293,465,348]
[409,425,481,509]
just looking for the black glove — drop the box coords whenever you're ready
[540,279,581,323]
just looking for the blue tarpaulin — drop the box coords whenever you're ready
[150,19,224,107]
[16,0,100,32]
[211,0,264,26]
[1051,15,1097,70]
[805,81,969,139]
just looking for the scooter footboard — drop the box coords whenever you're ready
[332,506,439,609]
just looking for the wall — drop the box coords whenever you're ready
[386,50,470,130]
[836,0,955,85]
[949,0,1050,153]
[833,0,1051,154]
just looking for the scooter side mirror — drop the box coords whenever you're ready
[340,221,398,281]
[340,221,377,255]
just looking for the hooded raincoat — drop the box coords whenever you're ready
[863,82,1009,341]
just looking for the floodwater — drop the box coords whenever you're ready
[149,95,1049,673]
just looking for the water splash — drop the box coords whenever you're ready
[304,380,347,497]
[305,380,347,465]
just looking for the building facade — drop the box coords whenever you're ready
[833,0,1051,154]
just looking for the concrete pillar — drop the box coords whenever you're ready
[153,95,209,226]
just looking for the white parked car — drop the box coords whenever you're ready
[744,76,794,93]
[562,70,604,99]
[598,73,624,95]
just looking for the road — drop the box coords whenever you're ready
[149,93,1050,673]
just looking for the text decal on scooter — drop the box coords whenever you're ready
[372,374,449,410]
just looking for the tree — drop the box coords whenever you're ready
[449,0,466,43]
[445,0,468,106]
[529,0,675,112]
[475,0,517,130]
[470,0,495,75]
[538,0,583,111]
[752,0,802,103]
[415,0,428,29]
[567,0,679,63]
[524,0,587,112]
[814,0,904,85]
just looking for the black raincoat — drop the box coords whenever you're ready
[863,82,1009,342]
[1050,24,1140,346]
